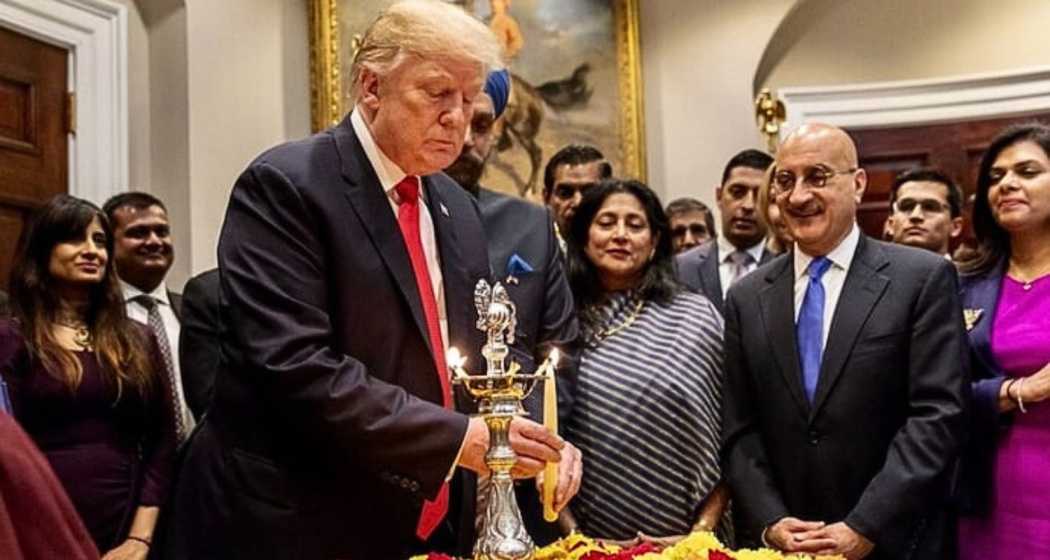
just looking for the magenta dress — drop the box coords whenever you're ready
[958,275,1050,558]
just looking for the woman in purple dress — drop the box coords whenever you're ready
[957,123,1050,558]
[0,195,176,560]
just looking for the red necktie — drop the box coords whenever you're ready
[395,176,453,540]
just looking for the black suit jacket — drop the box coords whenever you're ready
[476,188,579,545]
[954,260,1008,517]
[675,240,775,313]
[721,236,969,559]
[167,290,183,321]
[177,268,220,420]
[168,116,491,559]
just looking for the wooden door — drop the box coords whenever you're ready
[0,25,69,289]
[847,112,1050,246]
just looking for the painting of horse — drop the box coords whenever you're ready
[323,0,642,199]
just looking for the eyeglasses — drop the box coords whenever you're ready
[771,166,857,195]
[894,199,950,215]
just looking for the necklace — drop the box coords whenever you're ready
[590,297,646,343]
[55,317,94,350]
[1009,259,1050,292]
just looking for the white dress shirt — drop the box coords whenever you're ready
[718,236,767,297]
[122,280,196,434]
[350,109,449,350]
[792,224,861,349]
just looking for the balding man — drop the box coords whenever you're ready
[167,3,564,558]
[721,124,968,559]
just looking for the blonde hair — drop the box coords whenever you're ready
[350,0,503,100]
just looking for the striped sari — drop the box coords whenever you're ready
[564,290,725,540]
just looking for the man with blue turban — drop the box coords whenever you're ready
[445,68,583,545]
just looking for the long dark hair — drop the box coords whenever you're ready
[960,122,1050,275]
[8,195,155,398]
[565,179,680,322]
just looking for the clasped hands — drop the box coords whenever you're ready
[766,517,873,559]
[459,417,582,513]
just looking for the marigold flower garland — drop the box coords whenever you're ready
[412,531,845,560]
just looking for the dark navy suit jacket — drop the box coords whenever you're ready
[955,260,1008,515]
[167,115,491,560]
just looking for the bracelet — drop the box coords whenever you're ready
[1003,378,1017,401]
[127,536,151,548]
[1016,378,1028,414]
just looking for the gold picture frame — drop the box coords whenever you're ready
[308,0,646,190]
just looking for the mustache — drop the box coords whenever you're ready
[785,202,822,216]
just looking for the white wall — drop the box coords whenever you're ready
[758,0,1050,91]
[640,0,795,213]
[118,0,310,289]
[183,0,310,283]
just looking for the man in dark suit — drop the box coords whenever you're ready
[167,3,566,559]
[177,268,220,419]
[103,191,196,439]
[676,149,777,313]
[722,123,968,559]
[445,69,582,544]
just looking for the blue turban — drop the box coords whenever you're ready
[485,69,511,119]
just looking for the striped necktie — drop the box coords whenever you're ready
[133,294,187,442]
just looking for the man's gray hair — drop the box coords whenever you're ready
[350,0,503,101]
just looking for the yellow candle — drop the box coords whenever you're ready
[542,349,560,522]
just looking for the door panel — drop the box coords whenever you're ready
[848,112,1050,250]
[0,25,69,289]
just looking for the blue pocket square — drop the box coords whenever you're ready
[506,254,534,276]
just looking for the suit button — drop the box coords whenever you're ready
[808,430,819,445]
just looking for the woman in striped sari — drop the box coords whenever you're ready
[561,179,729,545]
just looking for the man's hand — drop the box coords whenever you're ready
[458,417,562,477]
[535,441,583,512]
[812,522,874,559]
[765,517,835,554]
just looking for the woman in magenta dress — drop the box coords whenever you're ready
[0,195,176,560]
[957,123,1050,558]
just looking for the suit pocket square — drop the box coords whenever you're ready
[506,254,534,276]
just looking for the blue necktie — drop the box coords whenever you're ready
[798,256,833,403]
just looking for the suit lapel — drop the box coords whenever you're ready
[758,255,810,418]
[759,246,777,266]
[701,244,724,309]
[965,263,1006,377]
[810,236,890,419]
[424,177,472,348]
[335,120,431,351]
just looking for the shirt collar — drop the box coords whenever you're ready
[121,279,170,306]
[350,107,418,200]
[794,222,861,281]
[718,236,766,264]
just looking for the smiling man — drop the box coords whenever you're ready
[675,149,775,313]
[166,3,566,559]
[887,168,964,257]
[722,123,968,560]
[103,191,195,441]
